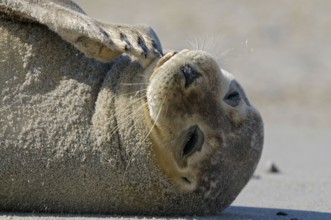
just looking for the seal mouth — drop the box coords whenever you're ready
[182,125,204,159]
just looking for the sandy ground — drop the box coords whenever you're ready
[1,0,331,219]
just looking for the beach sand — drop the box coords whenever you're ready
[1,0,331,219]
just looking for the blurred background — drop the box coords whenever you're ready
[74,0,331,210]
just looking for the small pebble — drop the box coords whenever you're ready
[251,174,261,179]
[266,161,280,173]
[276,211,288,216]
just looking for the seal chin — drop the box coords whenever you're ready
[145,49,263,194]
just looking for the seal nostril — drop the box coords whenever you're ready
[180,65,201,87]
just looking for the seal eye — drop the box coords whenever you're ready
[180,65,201,87]
[182,125,204,158]
[224,90,241,107]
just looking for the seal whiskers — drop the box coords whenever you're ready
[105,92,148,141]
[125,95,167,172]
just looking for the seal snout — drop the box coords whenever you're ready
[180,65,202,88]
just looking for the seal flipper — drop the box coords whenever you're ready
[0,0,163,62]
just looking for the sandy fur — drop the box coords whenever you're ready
[0,0,263,216]
[0,18,204,215]
[0,0,162,62]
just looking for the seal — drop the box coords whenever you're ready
[146,50,264,194]
[0,0,264,216]
[89,49,264,215]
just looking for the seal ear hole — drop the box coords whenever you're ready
[181,176,192,184]
[182,125,204,158]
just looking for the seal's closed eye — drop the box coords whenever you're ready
[182,125,204,158]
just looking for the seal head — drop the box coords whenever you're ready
[146,50,264,211]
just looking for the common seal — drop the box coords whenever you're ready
[0,0,264,216]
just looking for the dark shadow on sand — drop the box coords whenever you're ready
[1,206,331,220]
[219,206,331,220]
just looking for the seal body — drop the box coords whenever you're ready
[0,19,173,215]
[0,0,264,216]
